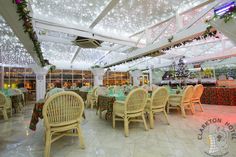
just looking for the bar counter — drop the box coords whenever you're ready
[201,87,236,106]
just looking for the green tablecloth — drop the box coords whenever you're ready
[0,89,24,113]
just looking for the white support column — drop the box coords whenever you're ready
[0,66,4,88]
[91,68,106,86]
[31,64,51,101]
[149,67,153,85]
[129,70,142,86]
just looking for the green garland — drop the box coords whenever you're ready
[91,65,101,69]
[202,25,213,37]
[13,0,45,66]
[168,35,174,43]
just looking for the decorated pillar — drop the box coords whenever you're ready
[91,67,106,86]
[31,64,51,101]
[129,69,142,86]
[0,66,3,88]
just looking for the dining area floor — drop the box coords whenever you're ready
[0,104,236,157]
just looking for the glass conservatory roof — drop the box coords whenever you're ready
[0,16,34,66]
[1,0,236,71]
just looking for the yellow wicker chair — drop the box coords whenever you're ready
[113,88,148,137]
[145,87,169,129]
[86,87,98,109]
[0,92,12,120]
[192,84,204,112]
[151,84,158,91]
[167,85,194,118]
[43,91,85,157]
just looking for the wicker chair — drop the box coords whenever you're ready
[142,84,150,92]
[0,92,12,120]
[43,91,85,157]
[167,85,194,118]
[145,87,169,129]
[113,88,148,137]
[151,84,158,91]
[192,84,204,112]
[86,87,98,109]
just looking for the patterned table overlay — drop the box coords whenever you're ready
[96,95,116,120]
[29,99,44,131]
[10,94,24,113]
[67,90,88,102]
[201,87,236,106]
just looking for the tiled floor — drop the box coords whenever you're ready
[0,104,236,157]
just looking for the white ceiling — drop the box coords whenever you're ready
[1,0,236,70]
[0,16,34,66]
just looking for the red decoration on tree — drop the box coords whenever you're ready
[15,0,21,4]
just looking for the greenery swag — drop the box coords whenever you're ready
[13,0,45,66]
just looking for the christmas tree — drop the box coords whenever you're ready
[176,57,189,79]
[175,57,189,88]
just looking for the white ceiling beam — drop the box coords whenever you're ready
[187,47,236,64]
[181,0,220,31]
[94,50,113,65]
[155,47,236,69]
[135,32,145,46]
[129,0,214,37]
[151,19,174,44]
[89,0,119,29]
[34,19,145,47]
[71,48,81,64]
[94,45,125,64]
[171,38,230,49]
[103,22,211,68]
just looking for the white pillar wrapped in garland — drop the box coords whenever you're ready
[149,67,153,85]
[31,64,51,101]
[91,67,106,86]
[129,69,142,86]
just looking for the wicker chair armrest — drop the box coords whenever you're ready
[114,100,125,105]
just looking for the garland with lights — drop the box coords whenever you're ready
[91,65,101,69]
[168,35,174,43]
[12,0,45,66]
[104,27,218,68]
